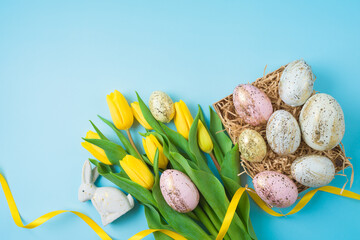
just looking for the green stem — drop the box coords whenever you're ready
[194,206,218,237]
[186,211,200,222]
[200,198,231,240]
[200,198,222,230]
[126,129,143,161]
[209,151,221,172]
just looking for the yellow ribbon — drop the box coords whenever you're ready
[2,172,359,240]
[128,229,187,240]
[0,173,112,240]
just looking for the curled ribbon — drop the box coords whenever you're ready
[0,174,112,240]
[1,173,359,240]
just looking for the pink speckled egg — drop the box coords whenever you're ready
[233,84,273,126]
[253,171,298,208]
[160,169,199,213]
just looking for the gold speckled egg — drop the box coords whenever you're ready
[238,129,267,162]
[149,91,175,123]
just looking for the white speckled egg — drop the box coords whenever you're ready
[149,91,175,123]
[238,129,267,162]
[299,93,345,151]
[253,171,298,208]
[233,84,273,126]
[279,60,315,107]
[266,110,301,155]
[160,169,199,213]
[291,155,335,188]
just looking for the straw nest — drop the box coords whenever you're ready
[213,65,353,193]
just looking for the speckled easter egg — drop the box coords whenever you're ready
[299,93,345,151]
[266,110,301,155]
[253,171,298,208]
[291,155,335,188]
[149,91,175,123]
[160,169,199,213]
[233,84,273,126]
[238,129,267,162]
[279,60,315,107]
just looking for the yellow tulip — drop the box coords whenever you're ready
[174,100,194,139]
[106,90,133,130]
[81,131,112,165]
[120,155,154,190]
[142,134,168,169]
[197,120,214,154]
[131,102,153,130]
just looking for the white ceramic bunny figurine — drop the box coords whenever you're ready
[78,160,134,226]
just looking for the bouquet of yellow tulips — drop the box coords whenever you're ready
[81,90,257,240]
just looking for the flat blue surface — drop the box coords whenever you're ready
[1,1,359,239]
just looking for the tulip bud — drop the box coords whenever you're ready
[120,155,154,190]
[197,120,213,153]
[81,131,112,165]
[174,100,193,139]
[142,134,168,169]
[131,102,153,130]
[106,90,134,130]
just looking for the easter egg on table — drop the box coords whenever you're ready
[160,169,199,213]
[299,93,345,151]
[233,84,273,126]
[253,171,298,208]
[291,155,335,188]
[266,110,301,155]
[149,91,175,123]
[279,59,315,107]
[238,129,267,162]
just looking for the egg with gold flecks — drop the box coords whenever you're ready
[233,84,273,126]
[149,91,175,123]
[279,59,315,107]
[253,171,298,208]
[299,93,345,151]
[266,110,301,155]
[291,155,335,187]
[238,129,267,162]
[160,169,199,213]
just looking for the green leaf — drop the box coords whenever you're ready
[142,154,153,166]
[151,160,211,240]
[171,152,251,240]
[153,149,159,178]
[89,158,112,173]
[159,122,195,160]
[98,115,139,158]
[144,204,175,240]
[220,145,257,240]
[221,144,241,184]
[89,120,108,140]
[156,132,186,172]
[136,92,164,134]
[210,107,233,156]
[188,110,211,173]
[83,138,126,165]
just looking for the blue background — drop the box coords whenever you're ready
[0,1,359,239]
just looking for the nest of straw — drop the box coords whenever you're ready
[213,65,353,193]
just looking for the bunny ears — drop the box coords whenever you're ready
[82,160,100,184]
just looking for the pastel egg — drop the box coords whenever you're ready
[149,91,175,123]
[279,60,315,107]
[266,110,301,155]
[253,171,298,208]
[299,93,345,151]
[160,169,199,213]
[291,155,335,188]
[233,84,273,126]
[238,129,267,162]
